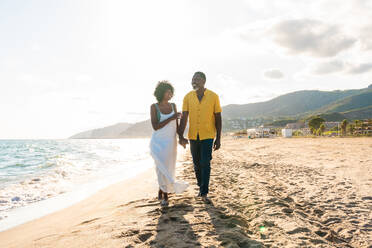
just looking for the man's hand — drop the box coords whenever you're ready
[179,136,189,148]
[213,138,221,151]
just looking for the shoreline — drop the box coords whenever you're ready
[0,158,154,232]
[0,166,159,247]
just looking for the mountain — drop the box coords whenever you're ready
[223,87,371,120]
[69,122,132,139]
[118,119,153,138]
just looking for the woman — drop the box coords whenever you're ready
[149,81,188,206]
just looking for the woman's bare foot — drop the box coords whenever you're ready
[160,192,169,206]
[160,199,169,206]
[164,192,168,201]
[158,189,163,200]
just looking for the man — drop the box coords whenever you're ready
[178,71,222,203]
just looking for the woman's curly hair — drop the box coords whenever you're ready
[154,80,174,102]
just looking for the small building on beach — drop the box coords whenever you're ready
[354,120,372,136]
[282,128,292,138]
[247,127,271,138]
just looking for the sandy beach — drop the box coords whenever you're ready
[0,137,371,247]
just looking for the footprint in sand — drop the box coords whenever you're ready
[137,232,153,242]
[286,227,311,235]
[315,230,328,237]
[79,217,100,225]
[313,208,324,216]
[115,229,139,238]
[322,217,342,226]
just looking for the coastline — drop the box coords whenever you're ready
[0,138,154,227]
[0,158,154,232]
[0,166,159,247]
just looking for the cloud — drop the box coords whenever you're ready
[347,63,372,74]
[311,60,345,75]
[71,96,88,101]
[271,19,356,57]
[75,74,92,83]
[31,43,41,51]
[213,73,285,105]
[360,25,372,51]
[263,69,284,79]
[125,112,147,116]
[310,60,372,75]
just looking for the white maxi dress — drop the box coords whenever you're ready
[150,104,189,194]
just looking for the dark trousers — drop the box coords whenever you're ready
[190,136,214,196]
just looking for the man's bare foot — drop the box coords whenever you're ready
[202,195,212,204]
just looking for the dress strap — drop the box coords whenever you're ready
[170,103,175,112]
[154,103,161,121]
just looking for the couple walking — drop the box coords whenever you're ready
[150,71,222,206]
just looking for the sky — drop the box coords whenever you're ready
[1,0,371,139]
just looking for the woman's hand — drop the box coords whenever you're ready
[170,113,178,120]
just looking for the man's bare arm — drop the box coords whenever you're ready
[177,111,189,142]
[213,112,222,150]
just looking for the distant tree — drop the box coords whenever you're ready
[347,124,355,135]
[341,119,348,136]
[316,128,321,136]
[319,123,326,135]
[293,130,303,136]
[330,126,339,131]
[354,119,361,127]
[310,127,316,135]
[309,117,325,131]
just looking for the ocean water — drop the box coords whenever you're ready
[0,138,155,231]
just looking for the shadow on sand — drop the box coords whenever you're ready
[150,195,263,248]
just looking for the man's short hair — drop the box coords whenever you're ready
[194,71,206,81]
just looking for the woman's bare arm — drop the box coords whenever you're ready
[150,104,177,131]
[173,103,179,130]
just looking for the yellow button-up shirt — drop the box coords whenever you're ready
[182,89,222,140]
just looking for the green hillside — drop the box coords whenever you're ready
[223,89,364,119]
[342,106,372,120]
[314,89,372,114]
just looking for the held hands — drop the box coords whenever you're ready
[170,113,178,120]
[178,136,219,150]
[171,112,182,121]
